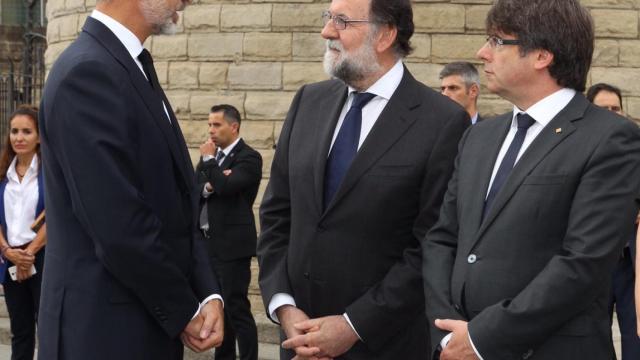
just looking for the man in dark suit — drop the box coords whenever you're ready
[587,83,640,360]
[439,62,482,124]
[38,0,224,358]
[196,104,262,360]
[257,0,469,358]
[423,1,640,360]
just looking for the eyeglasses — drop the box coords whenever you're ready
[486,35,520,48]
[322,10,373,30]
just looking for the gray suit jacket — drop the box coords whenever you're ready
[423,93,640,360]
[258,67,469,359]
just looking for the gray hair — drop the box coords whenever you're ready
[439,61,480,89]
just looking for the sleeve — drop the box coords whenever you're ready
[47,60,202,337]
[256,85,305,320]
[344,106,470,349]
[468,120,640,359]
[422,126,473,355]
[198,149,262,197]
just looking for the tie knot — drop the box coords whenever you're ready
[351,92,376,110]
[516,113,536,130]
[215,150,224,162]
[138,49,153,66]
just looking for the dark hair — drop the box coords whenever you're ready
[486,0,594,92]
[210,104,241,127]
[370,0,414,57]
[439,62,480,88]
[586,83,623,109]
[0,105,40,181]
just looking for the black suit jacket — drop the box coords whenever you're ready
[195,139,262,261]
[258,68,469,359]
[38,17,219,360]
[423,94,640,360]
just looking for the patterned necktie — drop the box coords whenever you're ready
[324,92,376,209]
[483,113,536,218]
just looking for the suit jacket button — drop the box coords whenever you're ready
[467,254,477,264]
[303,272,310,279]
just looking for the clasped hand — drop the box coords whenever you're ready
[4,248,35,282]
[181,299,224,353]
[278,306,359,360]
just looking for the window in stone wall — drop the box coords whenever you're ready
[1,0,46,27]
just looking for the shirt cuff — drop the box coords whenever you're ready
[191,294,224,319]
[468,329,484,360]
[268,293,296,323]
[440,332,452,349]
[203,154,215,162]
[342,312,363,341]
[202,183,213,198]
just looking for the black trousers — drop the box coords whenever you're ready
[4,250,44,360]
[609,246,640,360]
[211,256,258,360]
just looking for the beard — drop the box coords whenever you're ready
[140,0,182,35]
[323,31,381,88]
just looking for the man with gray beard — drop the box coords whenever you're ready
[38,0,224,358]
[257,0,469,358]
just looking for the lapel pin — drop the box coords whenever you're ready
[555,128,562,133]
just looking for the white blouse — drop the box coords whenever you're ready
[4,155,39,247]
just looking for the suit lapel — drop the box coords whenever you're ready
[312,83,349,214]
[82,17,193,188]
[322,69,420,216]
[220,139,245,170]
[465,114,511,235]
[473,94,585,244]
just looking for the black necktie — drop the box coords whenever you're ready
[324,92,376,208]
[138,49,161,91]
[483,113,536,218]
[215,150,225,165]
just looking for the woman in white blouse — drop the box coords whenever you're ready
[0,105,46,360]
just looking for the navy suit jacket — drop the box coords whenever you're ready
[38,17,219,360]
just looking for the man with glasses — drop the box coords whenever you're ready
[423,1,640,359]
[257,0,468,358]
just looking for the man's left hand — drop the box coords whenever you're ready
[181,299,224,352]
[282,315,359,359]
[435,319,479,360]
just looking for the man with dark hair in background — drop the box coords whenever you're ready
[423,1,640,359]
[257,0,469,358]
[440,61,482,124]
[586,82,640,360]
[196,104,262,360]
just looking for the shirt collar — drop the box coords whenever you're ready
[511,88,576,128]
[6,154,38,182]
[220,137,241,157]
[347,60,404,100]
[91,9,145,61]
[471,112,479,124]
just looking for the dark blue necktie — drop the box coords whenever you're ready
[483,113,536,218]
[324,92,376,208]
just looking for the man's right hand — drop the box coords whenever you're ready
[200,139,216,157]
[277,305,331,360]
[181,300,224,352]
[4,248,34,268]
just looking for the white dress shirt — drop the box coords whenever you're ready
[440,88,577,359]
[91,9,220,313]
[269,60,405,341]
[91,10,171,123]
[4,155,39,247]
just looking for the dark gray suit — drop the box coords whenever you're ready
[423,93,640,360]
[258,67,469,359]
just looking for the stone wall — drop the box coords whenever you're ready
[44,0,640,311]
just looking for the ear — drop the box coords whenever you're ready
[231,122,240,133]
[533,49,554,70]
[469,83,480,99]
[375,25,397,53]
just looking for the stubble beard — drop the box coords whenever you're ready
[140,0,181,35]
